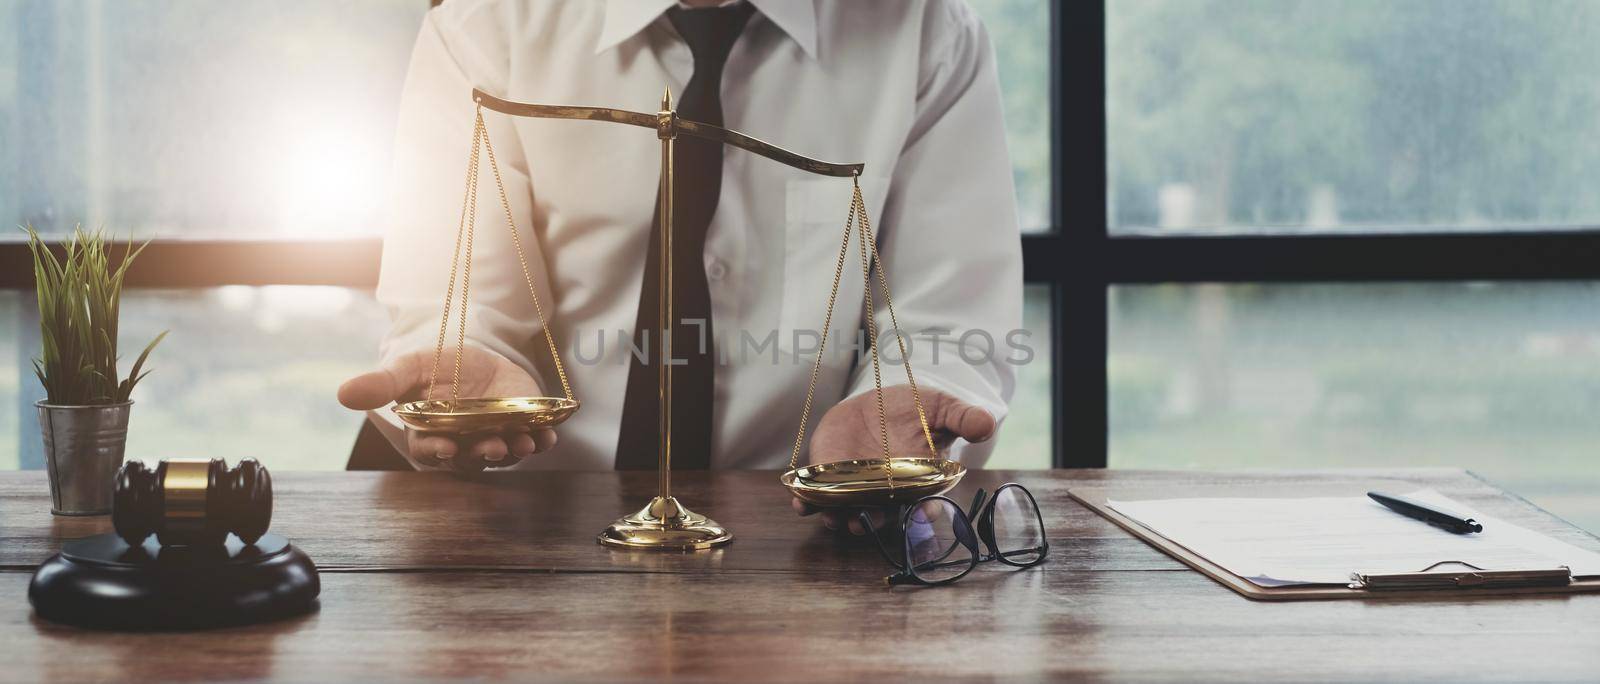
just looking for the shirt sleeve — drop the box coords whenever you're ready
[843,1,1025,467]
[376,7,556,389]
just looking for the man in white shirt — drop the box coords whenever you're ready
[338,0,1022,534]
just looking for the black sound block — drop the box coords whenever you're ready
[28,532,320,630]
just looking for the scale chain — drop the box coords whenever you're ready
[858,188,938,459]
[478,109,575,401]
[787,177,939,488]
[855,183,893,481]
[789,182,861,471]
[425,117,482,402]
[424,107,577,407]
[450,117,482,402]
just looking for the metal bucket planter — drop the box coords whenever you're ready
[36,401,132,516]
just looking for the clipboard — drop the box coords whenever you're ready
[1070,486,1600,601]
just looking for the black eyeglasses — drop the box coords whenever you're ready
[860,483,1049,586]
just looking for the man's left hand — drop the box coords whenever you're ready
[791,385,997,535]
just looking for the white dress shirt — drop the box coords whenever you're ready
[371,0,1023,469]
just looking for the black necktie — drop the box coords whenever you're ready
[617,4,755,470]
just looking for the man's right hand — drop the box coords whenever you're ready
[337,347,558,471]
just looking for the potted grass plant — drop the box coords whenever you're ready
[26,226,166,515]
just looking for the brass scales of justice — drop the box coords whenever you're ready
[391,86,966,550]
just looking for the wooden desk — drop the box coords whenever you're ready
[2,468,1598,682]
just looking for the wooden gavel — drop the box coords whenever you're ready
[112,458,273,547]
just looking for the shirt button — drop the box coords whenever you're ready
[706,258,728,281]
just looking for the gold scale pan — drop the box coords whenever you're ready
[396,87,963,550]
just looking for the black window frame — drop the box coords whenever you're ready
[7,0,1600,469]
[1038,1,1600,467]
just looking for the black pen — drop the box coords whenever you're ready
[1367,491,1484,534]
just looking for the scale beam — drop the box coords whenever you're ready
[473,89,863,178]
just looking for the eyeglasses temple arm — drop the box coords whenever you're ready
[997,547,1046,560]
[859,509,906,571]
[884,573,918,586]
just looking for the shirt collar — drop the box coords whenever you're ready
[595,0,817,59]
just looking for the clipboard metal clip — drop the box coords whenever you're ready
[1349,560,1573,591]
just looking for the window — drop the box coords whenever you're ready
[0,1,421,470]
[1073,0,1600,533]
[1110,283,1600,532]
[1108,0,1600,235]
[1,1,425,238]
[0,292,16,468]
[967,0,1052,232]
[989,285,1051,469]
[966,0,1054,467]
[3,288,387,470]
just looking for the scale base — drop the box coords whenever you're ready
[597,496,733,550]
[28,532,319,630]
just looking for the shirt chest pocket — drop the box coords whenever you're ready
[777,175,891,354]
